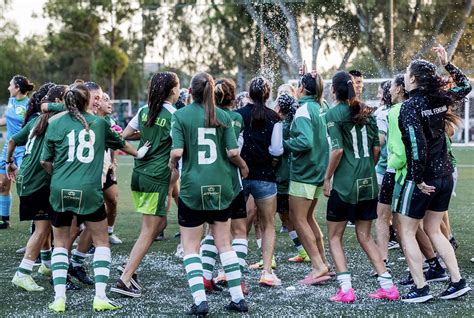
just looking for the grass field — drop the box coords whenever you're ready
[0,148,473,317]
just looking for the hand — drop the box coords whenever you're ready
[299,61,307,76]
[6,162,17,182]
[417,182,436,195]
[136,141,151,159]
[111,160,117,182]
[168,159,178,175]
[432,45,448,66]
[323,178,331,198]
[239,164,249,179]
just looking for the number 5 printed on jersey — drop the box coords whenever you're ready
[198,128,217,165]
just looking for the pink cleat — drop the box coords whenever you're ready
[368,286,399,301]
[330,288,356,303]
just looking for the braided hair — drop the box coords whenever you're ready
[64,84,90,131]
[23,82,55,126]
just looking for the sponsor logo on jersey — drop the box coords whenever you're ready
[421,105,447,117]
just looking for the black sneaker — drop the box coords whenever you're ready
[400,273,414,286]
[69,264,94,285]
[110,279,141,298]
[449,237,459,251]
[187,301,208,316]
[174,232,181,238]
[117,264,142,291]
[425,268,449,283]
[439,278,471,300]
[86,245,95,257]
[225,299,248,313]
[401,285,433,303]
[387,240,400,250]
[155,231,165,241]
[50,275,81,291]
[0,220,10,229]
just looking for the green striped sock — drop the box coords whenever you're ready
[232,238,248,272]
[93,246,111,299]
[200,235,217,280]
[17,258,34,277]
[220,251,243,302]
[183,254,206,306]
[71,249,86,268]
[378,271,394,290]
[52,247,69,300]
[41,248,52,268]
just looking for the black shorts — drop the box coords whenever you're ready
[178,198,232,227]
[395,176,453,219]
[326,190,377,223]
[276,193,289,214]
[103,168,117,191]
[51,205,107,228]
[19,186,53,221]
[230,191,247,220]
[379,171,395,205]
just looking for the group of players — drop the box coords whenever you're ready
[2,44,472,315]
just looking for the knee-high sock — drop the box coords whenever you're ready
[184,254,206,306]
[52,247,69,300]
[200,235,217,280]
[232,238,248,272]
[93,246,111,299]
[220,251,244,302]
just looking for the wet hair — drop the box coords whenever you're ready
[23,82,55,125]
[12,75,34,94]
[146,72,179,127]
[84,81,101,91]
[63,84,91,130]
[277,84,296,97]
[215,78,236,107]
[235,91,249,109]
[300,72,324,106]
[380,80,392,106]
[191,72,221,127]
[393,74,409,100]
[248,76,279,127]
[332,71,372,124]
[349,70,363,78]
[276,93,297,123]
[31,84,68,138]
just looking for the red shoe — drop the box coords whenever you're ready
[203,278,223,292]
[241,280,249,295]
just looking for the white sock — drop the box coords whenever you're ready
[93,246,111,299]
[107,226,114,234]
[52,247,69,300]
[184,254,207,306]
[337,272,352,292]
[17,258,35,277]
[378,271,394,290]
[256,238,262,249]
[232,238,248,271]
[200,235,217,281]
[220,251,244,302]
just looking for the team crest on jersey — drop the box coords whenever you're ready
[61,189,83,211]
[201,185,222,210]
[15,107,26,117]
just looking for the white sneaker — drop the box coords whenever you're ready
[109,234,123,245]
[471,257,474,263]
[175,244,184,259]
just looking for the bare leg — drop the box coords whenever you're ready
[398,214,425,288]
[375,202,392,260]
[327,221,348,273]
[255,196,277,273]
[355,220,386,275]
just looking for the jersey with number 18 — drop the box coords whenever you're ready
[41,113,126,215]
[171,102,239,211]
[326,103,379,204]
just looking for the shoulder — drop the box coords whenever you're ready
[48,111,69,124]
[162,102,176,116]
[295,103,311,120]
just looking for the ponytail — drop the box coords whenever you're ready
[13,75,34,95]
[146,72,179,127]
[23,82,55,126]
[215,78,236,108]
[31,84,68,138]
[333,71,372,124]
[249,76,277,127]
[300,72,324,106]
[191,72,221,128]
[63,84,90,131]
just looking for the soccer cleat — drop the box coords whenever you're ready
[288,250,310,263]
[241,280,249,296]
[86,245,95,257]
[38,264,52,277]
[225,299,248,313]
[93,296,122,312]
[109,234,123,245]
[66,275,81,290]
[449,237,459,251]
[69,264,94,285]
[425,268,449,283]
[117,264,142,291]
[0,220,10,229]
[154,231,165,241]
[15,246,26,254]
[187,301,209,316]
[299,274,331,285]
[259,271,281,287]
[387,240,400,250]
[329,288,356,303]
[368,286,399,301]
[401,285,433,303]
[203,278,223,292]
[12,273,44,291]
[439,278,471,300]
[111,279,141,298]
[279,226,288,233]
[48,297,66,312]
[249,256,277,270]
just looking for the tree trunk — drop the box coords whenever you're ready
[338,42,357,70]
[413,10,448,59]
[236,62,246,92]
[446,0,472,60]
[278,1,302,63]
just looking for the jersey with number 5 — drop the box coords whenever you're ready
[171,102,239,211]
[326,103,379,204]
[41,112,126,215]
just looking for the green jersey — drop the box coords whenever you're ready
[172,102,238,211]
[11,114,50,196]
[129,103,175,183]
[326,103,379,204]
[446,134,457,168]
[41,112,125,215]
[222,107,244,197]
[275,118,291,193]
[284,96,329,186]
[387,103,407,184]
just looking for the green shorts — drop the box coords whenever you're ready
[289,181,323,200]
[131,171,169,217]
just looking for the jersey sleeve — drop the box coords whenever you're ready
[284,114,313,153]
[47,103,66,113]
[11,120,33,146]
[104,119,126,150]
[223,115,238,151]
[387,109,406,170]
[376,108,388,135]
[128,111,140,130]
[368,116,380,147]
[445,62,472,100]
[326,110,343,151]
[171,113,185,149]
[399,101,427,184]
[268,122,284,156]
